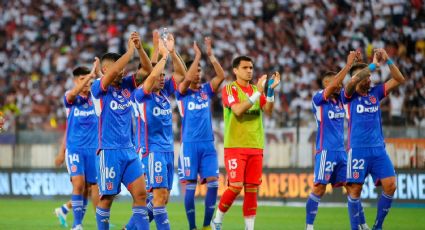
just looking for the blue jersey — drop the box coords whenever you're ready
[134,77,176,153]
[175,82,215,142]
[91,74,137,149]
[312,90,345,152]
[342,84,386,148]
[131,94,146,154]
[64,93,98,149]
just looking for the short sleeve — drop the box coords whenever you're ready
[164,76,177,96]
[91,79,106,99]
[312,90,326,106]
[372,84,386,101]
[63,92,73,108]
[222,85,239,108]
[203,82,215,98]
[340,88,356,104]
[64,92,84,108]
[121,74,137,92]
[134,87,148,103]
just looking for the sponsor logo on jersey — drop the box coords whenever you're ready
[152,107,172,116]
[353,171,360,179]
[106,182,113,190]
[187,101,209,111]
[356,105,379,113]
[369,95,377,104]
[74,108,96,117]
[155,176,163,183]
[110,100,132,110]
[328,110,345,119]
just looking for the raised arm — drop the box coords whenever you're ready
[344,51,380,98]
[132,32,153,85]
[263,72,281,116]
[151,30,160,64]
[205,37,225,92]
[66,59,97,103]
[142,40,169,94]
[179,42,201,95]
[166,34,187,85]
[101,34,135,89]
[230,75,267,117]
[380,49,406,94]
[323,51,356,99]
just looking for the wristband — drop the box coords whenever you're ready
[266,79,275,97]
[387,59,394,65]
[368,63,376,72]
[266,96,275,102]
[248,92,261,104]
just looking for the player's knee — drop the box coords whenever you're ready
[312,185,326,197]
[72,182,85,194]
[383,181,397,196]
[153,189,168,206]
[206,177,218,183]
[229,183,243,194]
[346,183,362,198]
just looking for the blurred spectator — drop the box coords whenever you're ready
[0,0,424,131]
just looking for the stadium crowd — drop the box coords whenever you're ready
[0,0,424,131]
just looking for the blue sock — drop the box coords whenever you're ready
[153,206,170,230]
[71,194,84,227]
[95,207,110,230]
[82,198,88,220]
[347,196,360,230]
[358,200,366,225]
[61,204,69,215]
[185,183,197,229]
[132,206,150,230]
[373,193,393,229]
[203,180,218,227]
[305,193,320,225]
[147,194,154,222]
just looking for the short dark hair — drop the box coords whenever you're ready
[349,63,368,76]
[232,56,253,68]
[72,66,90,78]
[185,60,200,69]
[101,52,122,63]
[321,71,337,86]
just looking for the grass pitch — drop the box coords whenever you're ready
[0,199,423,229]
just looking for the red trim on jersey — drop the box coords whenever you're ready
[383,83,387,97]
[319,106,324,152]
[260,94,266,108]
[97,98,103,152]
[137,116,141,152]
[100,77,107,92]
[222,85,240,108]
[171,76,177,90]
[347,102,352,149]
[132,73,137,88]
[209,82,214,93]
[143,103,149,154]
[344,90,352,99]
[65,94,74,105]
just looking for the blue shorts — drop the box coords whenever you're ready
[148,151,174,191]
[178,141,219,184]
[314,150,346,187]
[346,146,396,185]
[138,149,151,191]
[66,148,97,184]
[96,148,143,196]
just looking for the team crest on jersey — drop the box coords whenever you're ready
[353,171,360,179]
[71,165,77,173]
[230,171,236,179]
[122,89,131,98]
[369,96,377,104]
[325,174,331,181]
[200,92,208,100]
[155,176,163,183]
[83,103,89,108]
[88,99,93,106]
[185,169,190,176]
[106,182,113,190]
